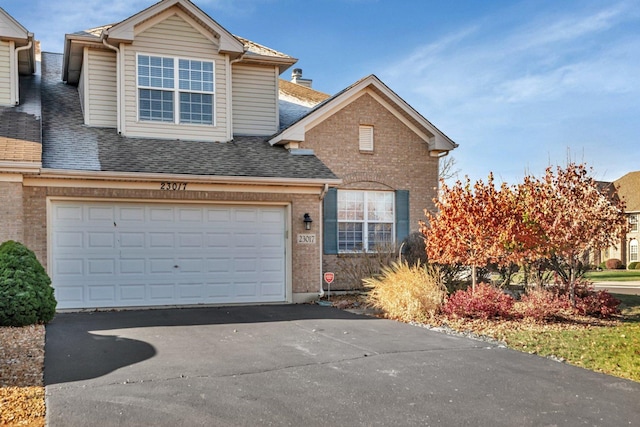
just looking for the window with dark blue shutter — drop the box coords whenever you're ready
[395,189,410,244]
[323,188,338,254]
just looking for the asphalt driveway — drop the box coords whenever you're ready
[45,305,640,426]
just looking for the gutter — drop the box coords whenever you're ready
[14,38,33,105]
[101,36,122,134]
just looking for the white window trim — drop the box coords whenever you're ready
[136,53,216,126]
[629,213,638,233]
[337,190,395,252]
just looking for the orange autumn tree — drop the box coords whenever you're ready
[421,173,514,291]
[423,163,627,305]
[519,163,628,305]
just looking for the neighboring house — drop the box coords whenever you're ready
[0,0,457,310]
[593,171,640,268]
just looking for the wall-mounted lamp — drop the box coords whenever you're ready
[303,213,313,230]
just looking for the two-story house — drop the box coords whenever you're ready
[0,0,457,310]
[595,171,640,268]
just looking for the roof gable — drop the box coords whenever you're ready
[270,75,458,156]
[0,7,30,42]
[615,171,640,212]
[105,0,244,56]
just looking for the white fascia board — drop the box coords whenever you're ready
[105,0,244,55]
[0,8,30,41]
[38,168,342,187]
[271,75,457,152]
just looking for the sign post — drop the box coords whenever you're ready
[323,272,335,300]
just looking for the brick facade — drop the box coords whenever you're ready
[0,180,24,243]
[302,93,439,289]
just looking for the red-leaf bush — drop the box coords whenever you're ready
[516,289,573,322]
[443,282,514,319]
[605,258,623,269]
[575,290,621,318]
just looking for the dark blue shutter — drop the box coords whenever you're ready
[323,188,338,254]
[395,190,410,244]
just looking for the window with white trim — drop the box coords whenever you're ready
[137,54,214,125]
[337,190,394,251]
[630,214,638,233]
[359,125,374,152]
[630,240,638,262]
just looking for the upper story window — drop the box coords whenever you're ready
[337,190,394,252]
[137,54,214,125]
[630,214,638,233]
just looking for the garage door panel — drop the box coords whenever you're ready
[87,259,116,274]
[88,285,115,302]
[118,207,145,222]
[55,258,84,276]
[119,232,145,248]
[120,285,146,301]
[51,202,287,309]
[120,259,145,274]
[87,206,115,222]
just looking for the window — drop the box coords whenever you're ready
[630,214,638,233]
[359,125,374,152]
[337,190,394,251]
[137,55,214,125]
[631,240,638,262]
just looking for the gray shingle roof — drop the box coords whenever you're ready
[41,53,337,180]
[0,72,41,144]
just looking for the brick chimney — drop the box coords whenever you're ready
[291,68,313,88]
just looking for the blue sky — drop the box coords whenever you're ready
[6,0,639,184]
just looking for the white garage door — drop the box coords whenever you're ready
[50,201,287,309]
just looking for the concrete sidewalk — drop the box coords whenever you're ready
[45,305,640,426]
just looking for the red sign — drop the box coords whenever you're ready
[324,272,335,284]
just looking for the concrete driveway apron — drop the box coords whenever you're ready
[45,305,640,426]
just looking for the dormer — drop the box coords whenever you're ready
[62,0,296,141]
[0,7,36,106]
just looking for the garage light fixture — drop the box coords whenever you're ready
[303,213,313,230]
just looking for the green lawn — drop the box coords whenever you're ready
[585,270,640,282]
[502,293,640,382]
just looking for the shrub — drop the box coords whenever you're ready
[575,290,621,318]
[628,262,639,270]
[443,282,514,320]
[635,263,640,270]
[0,240,57,326]
[364,262,446,323]
[515,289,573,322]
[399,232,427,267]
[336,243,396,289]
[605,258,623,270]
[598,262,607,270]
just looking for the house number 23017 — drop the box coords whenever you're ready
[160,182,188,191]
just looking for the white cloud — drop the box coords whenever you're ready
[379,1,640,183]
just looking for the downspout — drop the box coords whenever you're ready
[14,39,33,105]
[102,37,121,134]
[318,183,330,298]
[228,51,247,140]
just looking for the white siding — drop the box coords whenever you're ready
[0,40,12,106]
[86,49,117,128]
[122,13,228,141]
[232,64,278,135]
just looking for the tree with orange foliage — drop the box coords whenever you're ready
[422,173,512,291]
[423,163,627,305]
[519,163,627,305]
